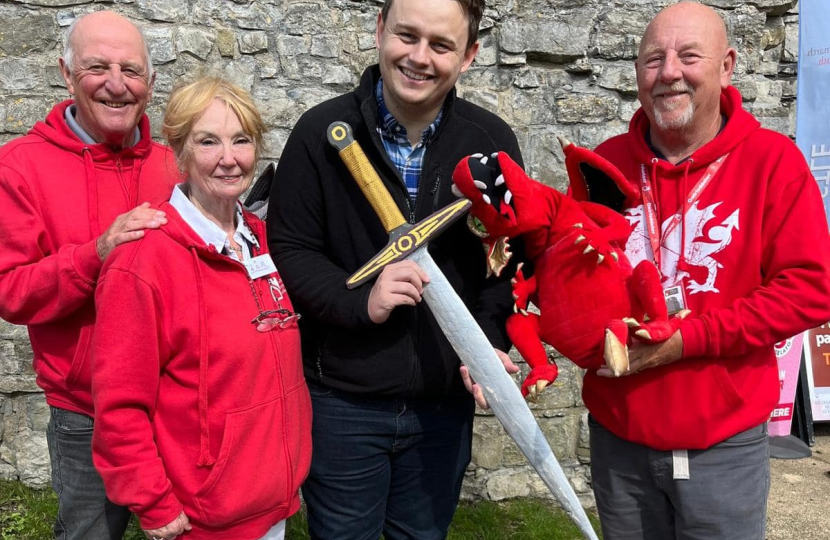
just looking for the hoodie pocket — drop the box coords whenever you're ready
[66,324,93,389]
[193,397,292,527]
[711,360,744,411]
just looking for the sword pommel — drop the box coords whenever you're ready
[327,121,406,233]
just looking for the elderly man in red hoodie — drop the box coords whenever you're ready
[583,3,830,540]
[0,11,177,540]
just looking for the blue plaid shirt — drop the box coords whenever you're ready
[375,79,442,207]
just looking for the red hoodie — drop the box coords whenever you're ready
[586,86,830,450]
[0,100,178,416]
[91,204,311,539]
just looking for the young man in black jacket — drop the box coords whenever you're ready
[268,1,522,538]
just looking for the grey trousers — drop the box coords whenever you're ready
[47,406,132,540]
[589,416,770,540]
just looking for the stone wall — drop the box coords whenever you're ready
[0,0,800,508]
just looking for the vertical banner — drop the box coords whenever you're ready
[796,0,830,424]
[796,0,830,226]
[769,335,805,435]
[803,325,830,421]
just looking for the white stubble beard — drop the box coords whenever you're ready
[652,83,696,130]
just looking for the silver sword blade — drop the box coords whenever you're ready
[408,247,599,540]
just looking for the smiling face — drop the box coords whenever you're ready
[184,99,256,209]
[635,2,735,135]
[376,0,478,124]
[60,12,154,150]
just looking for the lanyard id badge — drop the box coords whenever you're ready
[663,284,687,315]
[639,153,730,275]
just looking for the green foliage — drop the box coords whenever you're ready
[0,480,601,540]
[448,499,603,540]
[285,499,601,540]
[0,480,55,540]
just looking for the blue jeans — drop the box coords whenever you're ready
[589,416,770,540]
[302,382,475,540]
[47,406,132,540]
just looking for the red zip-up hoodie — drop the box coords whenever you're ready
[0,100,178,416]
[91,204,311,538]
[586,86,830,450]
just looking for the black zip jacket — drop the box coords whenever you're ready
[268,65,523,397]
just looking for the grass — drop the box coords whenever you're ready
[0,480,601,539]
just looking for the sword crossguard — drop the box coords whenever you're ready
[346,198,472,288]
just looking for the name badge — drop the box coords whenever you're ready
[244,254,277,280]
[663,285,687,315]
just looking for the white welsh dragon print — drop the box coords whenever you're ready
[623,202,740,294]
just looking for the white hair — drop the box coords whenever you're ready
[62,13,155,82]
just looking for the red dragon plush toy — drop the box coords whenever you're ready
[451,138,688,400]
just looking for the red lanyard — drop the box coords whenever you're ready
[639,153,729,274]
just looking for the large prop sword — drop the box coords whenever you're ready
[327,121,599,540]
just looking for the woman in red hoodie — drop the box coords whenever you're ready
[91,77,311,540]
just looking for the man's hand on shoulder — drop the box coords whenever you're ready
[367,260,430,324]
[97,202,167,261]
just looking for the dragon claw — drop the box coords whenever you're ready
[574,234,586,245]
[604,329,629,377]
[573,223,583,229]
[635,329,652,340]
[519,308,528,316]
[611,252,619,262]
[596,254,605,265]
[583,245,595,255]
[622,317,640,328]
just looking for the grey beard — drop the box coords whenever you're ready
[653,100,695,130]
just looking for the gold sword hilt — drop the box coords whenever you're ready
[327,121,406,233]
[327,121,471,289]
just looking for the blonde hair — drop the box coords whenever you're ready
[162,77,266,169]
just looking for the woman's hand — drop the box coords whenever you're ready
[143,511,192,540]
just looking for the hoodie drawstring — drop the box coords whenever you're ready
[191,247,215,467]
[84,150,147,239]
[678,159,694,273]
[84,149,102,238]
[128,159,144,208]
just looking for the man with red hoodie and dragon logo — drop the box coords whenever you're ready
[455,3,830,539]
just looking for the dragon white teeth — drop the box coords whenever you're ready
[491,152,498,159]
[483,194,491,204]
[473,180,487,190]
[495,174,505,186]
[479,156,489,165]
[451,185,463,198]
[471,153,484,158]
[504,190,513,205]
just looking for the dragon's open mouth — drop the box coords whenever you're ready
[453,152,518,237]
